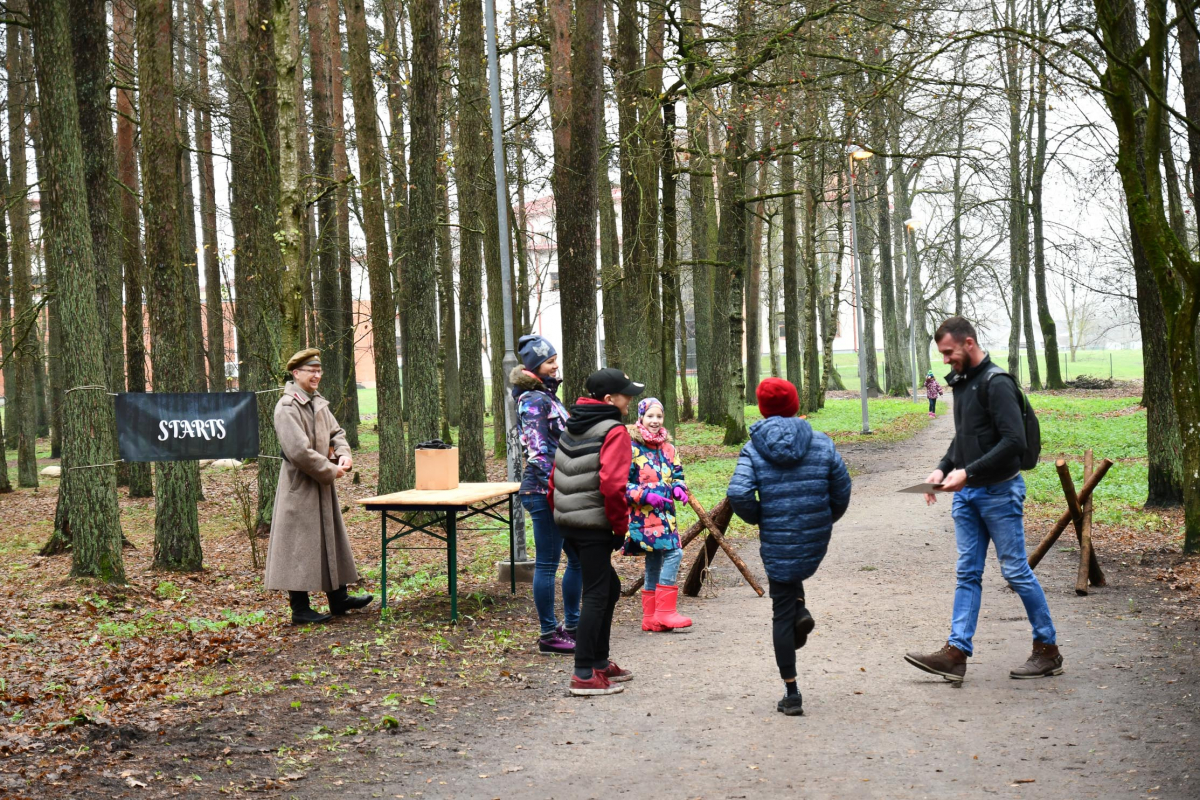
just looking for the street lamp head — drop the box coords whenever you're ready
[904,217,922,231]
[848,146,874,160]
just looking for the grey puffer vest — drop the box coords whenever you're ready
[552,417,623,530]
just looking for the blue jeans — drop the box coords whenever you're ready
[522,494,581,635]
[949,475,1056,655]
[644,548,682,591]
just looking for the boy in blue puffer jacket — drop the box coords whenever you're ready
[727,378,852,717]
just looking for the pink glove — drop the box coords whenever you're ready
[672,485,689,504]
[645,492,667,511]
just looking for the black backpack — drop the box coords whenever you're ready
[979,367,1042,470]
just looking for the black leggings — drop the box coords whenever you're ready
[928,397,937,413]
[566,535,622,671]
[768,578,806,681]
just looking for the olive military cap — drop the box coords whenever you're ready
[285,347,322,373]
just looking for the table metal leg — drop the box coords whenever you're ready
[447,511,458,623]
[380,512,389,613]
[509,494,517,595]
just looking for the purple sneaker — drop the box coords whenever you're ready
[538,629,575,656]
[557,625,577,645]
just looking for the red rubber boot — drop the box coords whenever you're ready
[642,590,667,632]
[653,585,693,629]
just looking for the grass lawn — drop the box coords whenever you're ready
[767,348,1143,385]
[352,348,1143,423]
[1020,393,1161,532]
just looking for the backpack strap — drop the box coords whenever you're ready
[979,366,1028,415]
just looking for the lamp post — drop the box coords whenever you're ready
[847,145,873,435]
[485,0,527,565]
[904,217,921,405]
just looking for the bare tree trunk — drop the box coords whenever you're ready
[661,101,679,431]
[138,0,203,569]
[175,0,207,391]
[70,0,125,472]
[436,122,460,429]
[273,0,306,360]
[802,152,821,412]
[511,9,530,333]
[404,0,440,450]
[854,163,881,394]
[598,152,622,368]
[306,0,343,418]
[0,134,11,491]
[454,0,488,481]
[381,0,410,405]
[614,0,649,402]
[766,216,780,379]
[781,129,801,390]
[345,0,412,490]
[327,0,359,446]
[745,131,763,398]
[30,0,127,579]
[1002,0,1025,376]
[547,0,602,401]
[1031,0,1064,389]
[113,0,153,497]
[194,0,225,391]
[6,12,38,488]
[718,0,753,446]
[822,169,847,395]
[873,131,907,396]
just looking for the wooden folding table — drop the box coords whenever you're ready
[358,482,521,622]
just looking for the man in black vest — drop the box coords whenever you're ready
[550,368,643,696]
[905,316,1062,682]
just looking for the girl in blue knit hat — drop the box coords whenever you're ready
[512,334,581,655]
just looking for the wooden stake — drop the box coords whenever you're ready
[687,495,765,596]
[1028,458,1113,568]
[622,498,731,597]
[1076,451,1094,595]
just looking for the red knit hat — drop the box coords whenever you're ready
[757,378,800,419]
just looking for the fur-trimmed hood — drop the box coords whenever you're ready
[510,365,545,393]
[627,423,672,446]
[510,365,563,399]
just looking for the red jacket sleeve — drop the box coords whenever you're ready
[599,424,633,535]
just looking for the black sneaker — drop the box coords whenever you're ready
[776,694,804,716]
[794,602,815,650]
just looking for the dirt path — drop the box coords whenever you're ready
[330,413,1200,800]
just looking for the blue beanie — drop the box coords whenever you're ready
[517,334,556,371]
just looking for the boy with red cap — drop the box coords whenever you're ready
[726,378,852,716]
[550,368,644,696]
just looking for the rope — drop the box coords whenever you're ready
[700,537,720,599]
[64,385,117,397]
[67,460,122,471]
[255,387,284,394]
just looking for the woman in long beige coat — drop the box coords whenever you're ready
[265,348,373,624]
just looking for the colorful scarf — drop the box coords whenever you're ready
[636,397,667,446]
[636,421,668,447]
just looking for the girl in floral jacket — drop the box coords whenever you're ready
[513,334,581,655]
[924,371,944,418]
[626,397,693,631]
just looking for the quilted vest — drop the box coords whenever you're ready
[552,417,623,530]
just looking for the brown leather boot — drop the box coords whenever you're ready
[1009,642,1064,679]
[904,642,968,682]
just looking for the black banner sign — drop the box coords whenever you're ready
[115,392,259,462]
